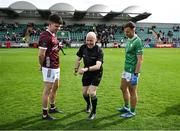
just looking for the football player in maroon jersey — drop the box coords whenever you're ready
[38,14,63,120]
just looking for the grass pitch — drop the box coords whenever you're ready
[0,48,180,130]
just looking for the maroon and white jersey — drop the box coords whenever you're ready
[39,30,60,69]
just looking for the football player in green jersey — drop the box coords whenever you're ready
[118,21,143,118]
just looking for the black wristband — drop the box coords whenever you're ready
[88,67,90,71]
[74,68,78,72]
[134,73,138,76]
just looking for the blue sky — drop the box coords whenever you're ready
[0,0,179,23]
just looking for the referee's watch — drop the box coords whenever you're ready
[88,67,90,71]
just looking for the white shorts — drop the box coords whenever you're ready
[121,71,133,82]
[42,67,60,83]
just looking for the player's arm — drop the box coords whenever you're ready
[88,48,103,72]
[81,48,103,73]
[134,39,143,75]
[74,56,82,75]
[79,61,102,75]
[135,54,143,74]
[131,54,143,86]
[38,34,48,70]
[38,47,47,70]
[87,61,102,71]
[131,40,143,86]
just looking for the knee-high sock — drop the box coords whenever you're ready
[91,96,97,113]
[83,94,90,106]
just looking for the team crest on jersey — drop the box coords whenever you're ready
[52,37,58,45]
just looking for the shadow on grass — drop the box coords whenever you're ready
[0,109,84,130]
[157,104,180,116]
[64,112,128,130]
[0,114,41,130]
[23,109,85,130]
[0,110,128,130]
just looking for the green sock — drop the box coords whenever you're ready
[125,103,129,108]
[131,108,135,112]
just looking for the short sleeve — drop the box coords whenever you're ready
[39,34,49,49]
[135,39,144,55]
[76,45,84,57]
[97,47,104,63]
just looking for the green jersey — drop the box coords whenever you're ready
[124,35,143,73]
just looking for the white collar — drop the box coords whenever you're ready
[46,29,55,37]
[128,34,137,41]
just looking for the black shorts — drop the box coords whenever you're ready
[82,71,103,86]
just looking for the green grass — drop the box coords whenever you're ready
[0,48,180,130]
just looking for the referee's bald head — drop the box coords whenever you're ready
[86,32,97,40]
[86,31,97,48]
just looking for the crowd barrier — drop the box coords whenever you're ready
[144,43,180,48]
[1,42,180,48]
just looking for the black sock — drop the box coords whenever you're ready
[83,94,90,106]
[50,104,55,109]
[43,109,48,116]
[91,96,97,113]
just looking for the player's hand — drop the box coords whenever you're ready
[78,68,88,75]
[131,74,138,86]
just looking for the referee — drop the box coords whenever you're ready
[74,32,104,120]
